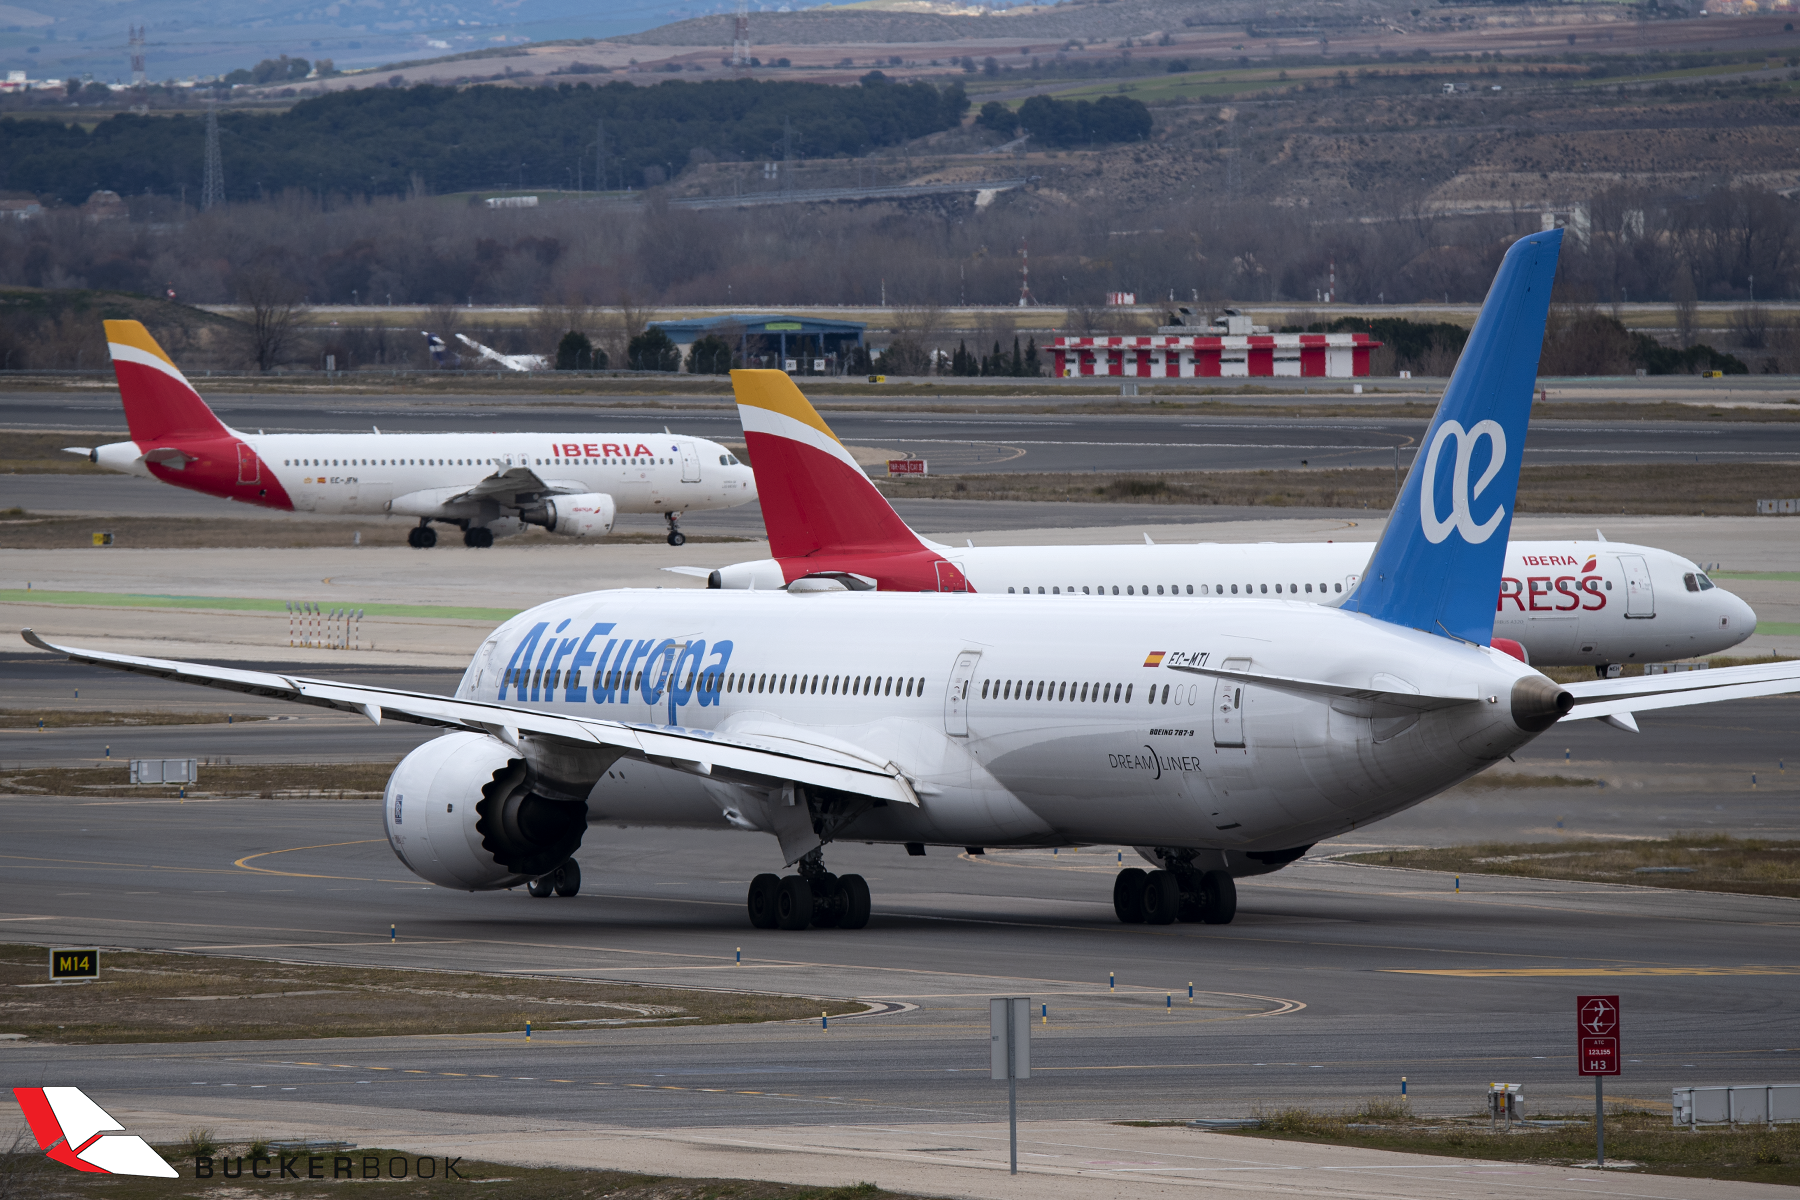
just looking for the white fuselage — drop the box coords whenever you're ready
[710,539,1754,667]
[453,589,1547,859]
[93,431,756,520]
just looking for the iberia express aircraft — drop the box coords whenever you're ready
[72,321,756,547]
[24,232,1800,930]
[695,361,1755,672]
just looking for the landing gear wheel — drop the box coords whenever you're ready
[838,873,872,930]
[1141,869,1180,925]
[747,873,780,929]
[775,875,813,930]
[552,859,580,897]
[1112,867,1147,924]
[407,525,438,549]
[526,876,554,898]
[464,526,494,548]
[1200,870,1237,925]
[664,511,685,547]
[808,872,842,928]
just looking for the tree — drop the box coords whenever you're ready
[555,329,602,370]
[977,101,1017,138]
[627,327,680,372]
[233,264,309,371]
[685,333,733,374]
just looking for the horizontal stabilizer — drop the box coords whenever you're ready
[1165,661,1482,711]
[1562,658,1800,721]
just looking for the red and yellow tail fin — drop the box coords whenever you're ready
[104,320,230,444]
[733,370,924,560]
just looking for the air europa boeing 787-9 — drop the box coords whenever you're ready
[24,231,1800,930]
[71,321,756,547]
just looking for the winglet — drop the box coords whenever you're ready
[1341,231,1562,645]
[104,320,231,444]
[732,369,925,559]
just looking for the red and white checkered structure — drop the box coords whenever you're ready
[1052,332,1382,379]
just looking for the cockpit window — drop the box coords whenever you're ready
[1684,573,1698,592]
[1696,572,1716,591]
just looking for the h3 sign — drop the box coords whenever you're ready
[1577,994,1621,1076]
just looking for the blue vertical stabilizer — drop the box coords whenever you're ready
[1343,230,1562,644]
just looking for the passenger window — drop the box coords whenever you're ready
[1111,586,1119,595]
[1156,585,1164,595]
[1334,583,1342,593]
[1008,587,1016,594]
[1052,587,1059,595]
[1037,587,1045,595]
[1231,585,1238,594]
[1306,583,1313,593]
[1260,584,1268,594]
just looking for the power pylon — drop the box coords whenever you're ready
[733,0,750,67]
[200,103,225,211]
[128,25,147,86]
[1017,238,1036,307]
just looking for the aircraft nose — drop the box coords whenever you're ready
[1716,587,1758,647]
[740,466,759,499]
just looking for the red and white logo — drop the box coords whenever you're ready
[13,1086,178,1177]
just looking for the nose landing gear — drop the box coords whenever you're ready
[664,511,686,547]
[746,853,870,930]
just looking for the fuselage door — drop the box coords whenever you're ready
[1619,554,1655,618]
[1213,657,1249,747]
[935,560,971,592]
[236,442,260,484]
[678,439,702,482]
[943,649,982,737]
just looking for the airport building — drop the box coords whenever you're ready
[1052,330,1382,379]
[650,314,867,375]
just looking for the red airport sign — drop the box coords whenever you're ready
[1577,994,1621,1077]
[887,459,927,476]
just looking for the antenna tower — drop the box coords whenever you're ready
[1017,238,1036,307]
[128,25,147,85]
[200,103,226,211]
[733,0,750,67]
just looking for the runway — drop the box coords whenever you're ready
[2,780,1797,1132]
[8,390,1800,475]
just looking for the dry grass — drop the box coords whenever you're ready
[0,511,750,549]
[873,462,1800,515]
[0,761,399,798]
[1342,835,1800,900]
[0,944,855,1044]
[0,709,263,730]
[0,1141,909,1200]
[1220,1103,1800,1187]
[1450,772,1604,792]
[0,431,120,475]
[1539,653,1794,686]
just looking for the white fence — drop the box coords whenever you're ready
[130,758,197,785]
[1673,1084,1800,1129]
[288,602,367,650]
[1757,498,1800,515]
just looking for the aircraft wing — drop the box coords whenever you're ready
[1561,659,1800,721]
[19,630,919,807]
[451,466,588,504]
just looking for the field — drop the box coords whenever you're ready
[0,944,855,1044]
[1340,835,1800,900]
[1207,1101,1800,1188]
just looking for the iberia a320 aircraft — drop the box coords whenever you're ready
[690,368,1755,672]
[71,321,756,548]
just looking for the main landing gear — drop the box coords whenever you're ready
[664,511,686,547]
[525,859,581,898]
[407,521,438,549]
[463,526,494,548]
[1113,861,1236,925]
[746,852,870,931]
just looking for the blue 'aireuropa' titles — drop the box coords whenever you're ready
[1343,229,1563,646]
[496,619,734,725]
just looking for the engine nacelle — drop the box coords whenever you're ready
[384,732,589,890]
[521,493,615,538]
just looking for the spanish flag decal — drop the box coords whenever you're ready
[1143,651,1166,668]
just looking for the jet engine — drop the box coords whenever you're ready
[521,493,615,538]
[383,732,589,890]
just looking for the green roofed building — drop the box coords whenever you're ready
[650,314,867,376]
